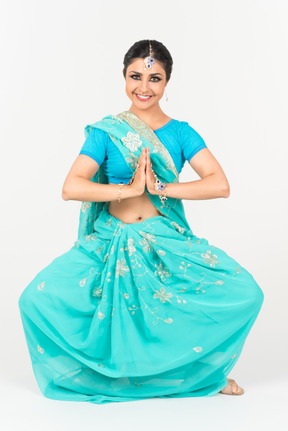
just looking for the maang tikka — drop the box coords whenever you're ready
[143,40,168,101]
[143,40,156,71]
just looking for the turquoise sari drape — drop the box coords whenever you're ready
[77,110,191,240]
[18,110,264,404]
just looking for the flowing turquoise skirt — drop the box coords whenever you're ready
[18,203,264,404]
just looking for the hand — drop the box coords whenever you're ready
[145,147,158,195]
[129,147,146,196]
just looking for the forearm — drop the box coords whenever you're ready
[62,177,135,202]
[162,173,230,200]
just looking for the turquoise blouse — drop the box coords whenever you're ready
[79,119,207,184]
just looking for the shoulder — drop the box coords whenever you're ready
[177,120,203,136]
[85,126,109,144]
[175,120,206,146]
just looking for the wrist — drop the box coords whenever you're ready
[125,183,139,198]
[119,183,140,200]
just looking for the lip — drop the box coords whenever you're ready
[134,93,153,102]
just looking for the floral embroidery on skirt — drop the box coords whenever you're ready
[18,204,264,404]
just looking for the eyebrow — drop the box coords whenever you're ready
[129,70,163,76]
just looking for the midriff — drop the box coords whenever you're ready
[107,185,162,224]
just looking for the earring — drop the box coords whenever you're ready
[165,88,168,102]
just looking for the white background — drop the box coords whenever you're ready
[0,0,287,429]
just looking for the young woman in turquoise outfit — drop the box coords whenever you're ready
[18,39,264,404]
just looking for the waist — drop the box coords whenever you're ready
[108,190,162,224]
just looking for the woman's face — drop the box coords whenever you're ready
[124,58,167,110]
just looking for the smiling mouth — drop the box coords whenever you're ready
[134,93,153,101]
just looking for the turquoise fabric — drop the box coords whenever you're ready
[78,119,207,183]
[18,110,264,404]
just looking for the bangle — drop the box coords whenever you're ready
[117,182,124,203]
[151,169,168,207]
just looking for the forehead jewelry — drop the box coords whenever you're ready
[143,40,156,70]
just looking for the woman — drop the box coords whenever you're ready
[18,39,264,404]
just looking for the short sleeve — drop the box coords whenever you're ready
[180,121,207,163]
[79,128,106,167]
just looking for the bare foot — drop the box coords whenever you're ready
[220,378,244,395]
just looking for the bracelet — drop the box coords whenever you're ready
[151,169,168,207]
[117,182,124,203]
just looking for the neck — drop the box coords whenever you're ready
[128,104,167,124]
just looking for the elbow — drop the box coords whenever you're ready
[62,187,70,201]
[222,183,230,198]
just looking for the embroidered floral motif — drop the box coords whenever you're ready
[139,231,158,253]
[179,262,191,271]
[79,267,96,287]
[139,231,157,243]
[38,281,45,291]
[139,237,153,253]
[91,286,102,298]
[171,221,185,234]
[120,239,142,268]
[201,249,219,267]
[98,311,105,320]
[154,261,172,281]
[103,253,110,263]
[193,346,202,353]
[125,153,139,169]
[121,131,143,152]
[85,234,98,241]
[80,202,92,213]
[37,345,44,354]
[125,238,136,256]
[153,287,173,303]
[96,245,105,254]
[115,258,130,278]
[109,115,125,124]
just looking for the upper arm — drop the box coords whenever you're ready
[188,147,228,184]
[180,121,229,185]
[62,128,106,193]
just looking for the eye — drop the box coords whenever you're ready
[130,75,161,82]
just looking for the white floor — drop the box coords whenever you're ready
[1,326,286,431]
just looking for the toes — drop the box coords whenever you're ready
[232,382,242,393]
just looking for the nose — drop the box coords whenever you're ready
[139,80,150,93]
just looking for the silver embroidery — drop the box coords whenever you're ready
[121,131,143,152]
[201,249,219,267]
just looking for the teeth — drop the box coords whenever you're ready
[136,94,151,99]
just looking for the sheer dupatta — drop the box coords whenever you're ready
[77,110,192,240]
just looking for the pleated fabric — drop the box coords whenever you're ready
[18,203,264,404]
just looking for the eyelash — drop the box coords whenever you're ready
[130,75,161,82]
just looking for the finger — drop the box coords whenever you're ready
[147,147,151,163]
[139,148,145,165]
[147,148,152,169]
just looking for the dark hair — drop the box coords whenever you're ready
[123,39,173,83]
